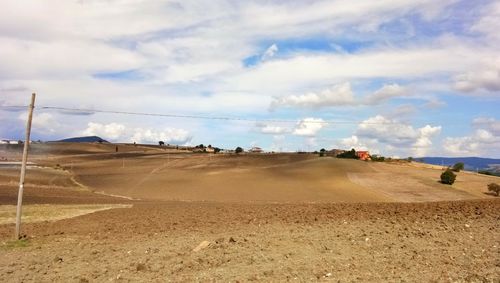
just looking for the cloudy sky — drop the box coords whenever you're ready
[1,0,499,157]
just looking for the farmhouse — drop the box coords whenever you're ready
[327,149,346,157]
[356,151,371,161]
[249,146,263,153]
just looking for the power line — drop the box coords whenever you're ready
[0,104,419,125]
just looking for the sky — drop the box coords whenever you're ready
[0,0,499,158]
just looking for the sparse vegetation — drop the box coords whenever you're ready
[452,162,464,172]
[440,169,456,185]
[372,155,385,162]
[478,170,500,177]
[1,238,29,250]
[487,183,500,196]
[235,147,243,154]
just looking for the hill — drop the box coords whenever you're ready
[421,157,500,171]
[57,136,108,143]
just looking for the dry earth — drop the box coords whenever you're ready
[0,143,499,282]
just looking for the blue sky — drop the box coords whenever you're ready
[0,0,499,157]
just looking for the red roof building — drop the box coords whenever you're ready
[356,151,371,161]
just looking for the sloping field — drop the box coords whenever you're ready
[1,143,498,203]
[74,154,392,203]
[1,143,499,282]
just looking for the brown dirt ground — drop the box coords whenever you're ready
[0,143,499,282]
[0,200,499,282]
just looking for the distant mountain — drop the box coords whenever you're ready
[57,136,109,143]
[421,157,500,171]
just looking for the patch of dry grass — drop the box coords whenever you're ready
[0,204,132,225]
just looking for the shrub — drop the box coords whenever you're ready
[452,162,464,172]
[235,147,243,154]
[337,149,358,159]
[440,169,456,185]
[487,183,500,196]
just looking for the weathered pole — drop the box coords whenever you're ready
[15,93,36,239]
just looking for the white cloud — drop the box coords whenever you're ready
[293,118,325,136]
[271,82,354,109]
[270,83,410,109]
[17,112,61,135]
[83,122,126,140]
[472,117,500,135]
[365,84,408,105]
[130,128,192,145]
[354,115,441,156]
[341,135,371,151]
[0,0,498,155]
[453,67,500,93]
[82,122,192,145]
[261,44,278,61]
[443,117,500,157]
[470,1,500,43]
[257,123,290,135]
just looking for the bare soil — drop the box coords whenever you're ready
[1,200,498,282]
[0,143,499,282]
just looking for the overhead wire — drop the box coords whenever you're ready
[0,104,416,125]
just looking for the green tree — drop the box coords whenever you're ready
[235,147,243,154]
[337,148,358,159]
[440,169,456,185]
[452,162,464,172]
[319,148,326,157]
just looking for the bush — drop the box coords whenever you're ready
[337,149,358,159]
[235,147,243,154]
[487,183,500,196]
[452,162,464,172]
[440,169,456,185]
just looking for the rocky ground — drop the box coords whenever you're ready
[1,199,498,282]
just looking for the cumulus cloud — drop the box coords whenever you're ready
[130,128,192,145]
[443,117,500,157]
[82,122,192,144]
[340,135,371,151]
[271,83,408,109]
[293,118,325,136]
[83,122,126,140]
[353,115,441,156]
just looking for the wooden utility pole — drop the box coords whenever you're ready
[15,93,36,239]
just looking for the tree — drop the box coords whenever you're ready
[440,169,456,185]
[159,141,165,146]
[337,148,358,159]
[319,148,326,157]
[452,162,464,172]
[487,183,500,196]
[235,147,243,154]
